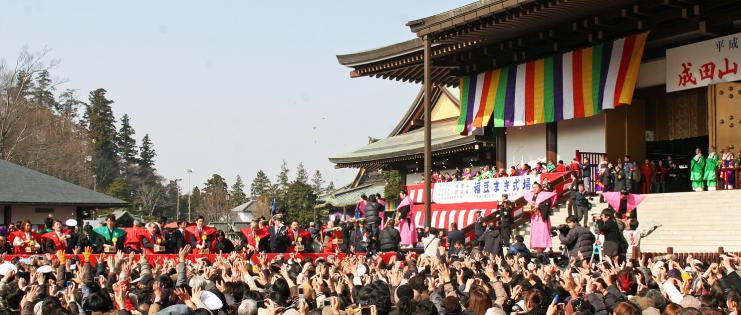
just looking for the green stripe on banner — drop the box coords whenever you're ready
[457,76,470,133]
[543,56,555,123]
[591,43,603,115]
[493,66,509,128]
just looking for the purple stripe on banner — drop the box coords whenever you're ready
[598,40,613,110]
[553,53,564,121]
[466,74,478,133]
[504,65,517,127]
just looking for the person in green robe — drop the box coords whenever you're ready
[93,214,127,252]
[690,148,705,192]
[705,146,719,191]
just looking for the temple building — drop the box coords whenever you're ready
[332,0,741,188]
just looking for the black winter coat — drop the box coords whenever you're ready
[478,228,501,255]
[379,227,400,252]
[559,225,595,258]
[597,220,623,257]
[363,201,383,225]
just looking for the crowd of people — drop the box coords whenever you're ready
[0,209,739,315]
[418,146,741,194]
[0,152,738,314]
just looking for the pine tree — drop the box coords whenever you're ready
[250,170,272,197]
[295,162,308,184]
[311,170,325,195]
[200,174,230,223]
[86,88,118,190]
[117,114,138,166]
[326,181,335,193]
[189,186,201,218]
[56,89,82,122]
[30,70,56,109]
[285,181,316,225]
[276,160,290,190]
[138,134,156,171]
[230,175,247,207]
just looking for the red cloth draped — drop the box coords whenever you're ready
[9,231,41,254]
[41,231,69,250]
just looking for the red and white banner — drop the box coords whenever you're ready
[667,32,741,92]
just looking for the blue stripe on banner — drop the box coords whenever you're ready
[598,40,613,110]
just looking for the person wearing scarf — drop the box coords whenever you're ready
[690,148,705,192]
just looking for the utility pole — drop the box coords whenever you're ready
[174,178,182,221]
[187,169,193,222]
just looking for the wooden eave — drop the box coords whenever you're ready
[339,0,741,85]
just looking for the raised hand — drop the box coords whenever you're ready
[83,246,94,263]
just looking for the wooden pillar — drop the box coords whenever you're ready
[423,35,432,228]
[546,122,557,163]
[494,127,507,169]
[2,205,10,226]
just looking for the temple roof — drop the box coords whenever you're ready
[329,120,491,168]
[0,159,128,207]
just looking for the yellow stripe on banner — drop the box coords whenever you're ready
[482,69,500,127]
[581,46,594,117]
[533,59,545,124]
[619,32,649,104]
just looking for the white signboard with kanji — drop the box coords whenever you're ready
[666,32,741,92]
[431,175,537,204]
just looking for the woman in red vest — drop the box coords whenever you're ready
[322,219,343,253]
[10,220,41,254]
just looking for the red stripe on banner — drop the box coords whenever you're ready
[474,71,494,127]
[614,34,636,107]
[572,49,585,118]
[525,61,535,125]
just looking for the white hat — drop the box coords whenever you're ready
[65,219,78,227]
[356,264,368,277]
[0,262,17,275]
[200,290,223,310]
[37,265,53,274]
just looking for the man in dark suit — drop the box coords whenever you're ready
[268,215,289,253]
[447,222,465,248]
[351,219,369,253]
[473,211,485,248]
[169,220,194,253]
[477,223,501,256]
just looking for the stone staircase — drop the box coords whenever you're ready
[515,190,741,253]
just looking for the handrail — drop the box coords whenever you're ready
[461,172,573,235]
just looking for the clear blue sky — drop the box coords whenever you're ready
[0,1,470,190]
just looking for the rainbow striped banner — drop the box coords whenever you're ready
[457,32,648,134]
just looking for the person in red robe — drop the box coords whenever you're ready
[42,220,70,253]
[140,223,166,254]
[322,219,343,253]
[556,160,569,173]
[287,221,311,253]
[186,215,216,254]
[640,159,654,194]
[240,220,260,251]
[123,221,146,253]
[10,220,41,254]
[570,159,581,175]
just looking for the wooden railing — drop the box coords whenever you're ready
[461,171,573,235]
[640,247,740,264]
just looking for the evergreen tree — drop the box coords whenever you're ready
[30,70,56,109]
[56,89,82,122]
[106,177,129,201]
[189,186,201,219]
[311,170,325,195]
[285,181,316,225]
[326,181,335,193]
[250,170,272,197]
[200,174,230,223]
[276,160,290,190]
[295,162,308,184]
[86,88,118,190]
[117,114,138,166]
[138,134,156,172]
[230,175,247,207]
